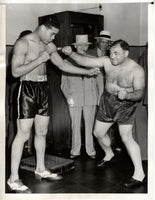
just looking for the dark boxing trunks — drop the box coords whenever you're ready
[17,81,49,119]
[96,90,137,124]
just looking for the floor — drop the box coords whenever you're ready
[6,145,147,194]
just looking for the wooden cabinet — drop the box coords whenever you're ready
[39,11,104,152]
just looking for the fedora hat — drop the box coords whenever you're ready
[95,30,111,40]
[72,35,91,45]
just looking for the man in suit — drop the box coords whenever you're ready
[89,30,112,57]
[61,35,103,159]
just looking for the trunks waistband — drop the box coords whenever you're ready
[104,89,117,98]
[20,75,47,82]
[104,89,136,104]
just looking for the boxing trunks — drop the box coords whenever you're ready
[96,89,137,124]
[17,76,49,119]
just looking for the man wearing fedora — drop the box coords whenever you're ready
[94,30,113,57]
[61,34,103,159]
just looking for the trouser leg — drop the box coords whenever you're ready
[69,107,82,155]
[83,106,96,156]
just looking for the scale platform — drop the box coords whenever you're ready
[20,155,75,174]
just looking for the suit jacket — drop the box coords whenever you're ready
[61,56,103,107]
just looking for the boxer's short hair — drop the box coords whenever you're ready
[40,15,60,29]
[111,39,130,51]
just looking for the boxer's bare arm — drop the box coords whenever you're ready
[47,43,100,75]
[118,66,145,101]
[12,39,49,78]
[127,66,145,100]
[62,46,110,71]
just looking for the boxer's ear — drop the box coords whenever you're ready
[124,50,129,57]
[40,24,46,32]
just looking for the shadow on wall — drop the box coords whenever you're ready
[129,45,146,62]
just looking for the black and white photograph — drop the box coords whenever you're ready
[0,1,154,200]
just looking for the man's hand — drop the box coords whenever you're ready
[117,88,128,100]
[87,68,100,76]
[39,51,50,63]
[62,46,73,56]
[67,96,74,107]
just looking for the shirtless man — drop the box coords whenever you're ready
[7,16,99,193]
[62,39,145,188]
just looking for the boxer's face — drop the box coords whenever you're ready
[41,25,59,44]
[110,44,128,66]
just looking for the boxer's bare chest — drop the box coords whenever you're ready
[25,40,46,63]
[23,40,47,77]
[106,65,134,88]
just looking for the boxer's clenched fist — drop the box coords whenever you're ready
[46,42,57,54]
[117,88,128,100]
[87,68,100,76]
[62,46,73,56]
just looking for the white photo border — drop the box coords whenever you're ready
[0,1,154,200]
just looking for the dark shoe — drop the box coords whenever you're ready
[70,154,80,159]
[96,154,118,167]
[122,177,145,188]
[96,159,112,167]
[89,155,96,159]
